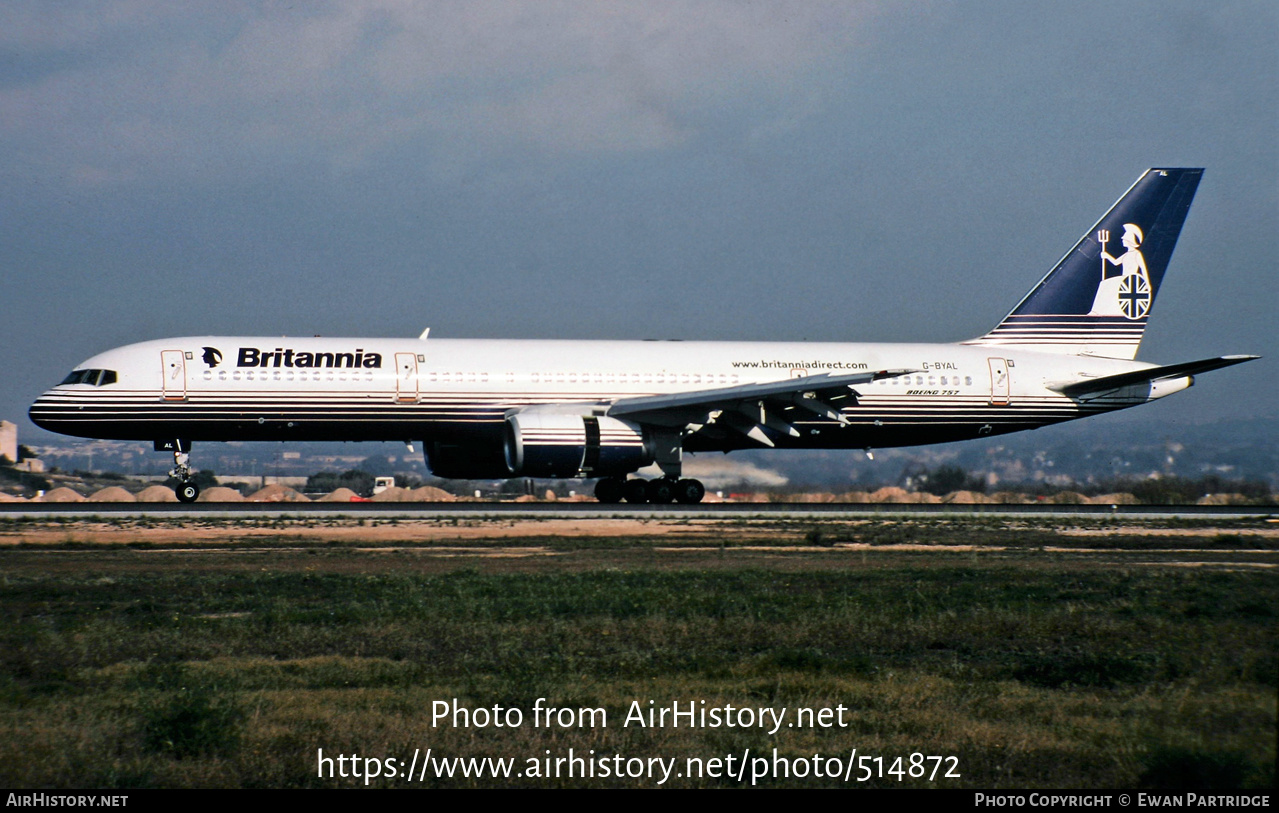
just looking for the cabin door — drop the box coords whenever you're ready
[161,350,187,401]
[987,357,1010,406]
[395,353,419,403]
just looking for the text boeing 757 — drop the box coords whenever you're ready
[30,168,1258,503]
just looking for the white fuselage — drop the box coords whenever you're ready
[30,335,1183,454]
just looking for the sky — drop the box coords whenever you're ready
[2,1,1276,448]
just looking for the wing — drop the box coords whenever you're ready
[605,368,918,447]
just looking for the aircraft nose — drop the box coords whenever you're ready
[29,390,57,431]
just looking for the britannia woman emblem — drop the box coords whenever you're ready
[1088,223,1149,319]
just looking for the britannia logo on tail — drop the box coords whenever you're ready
[1089,223,1150,319]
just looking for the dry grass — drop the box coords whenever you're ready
[0,515,1274,788]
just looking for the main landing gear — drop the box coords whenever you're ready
[594,476,706,505]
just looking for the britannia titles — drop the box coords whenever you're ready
[237,346,383,369]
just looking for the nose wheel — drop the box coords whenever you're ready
[165,442,200,503]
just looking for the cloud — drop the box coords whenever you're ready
[0,1,870,188]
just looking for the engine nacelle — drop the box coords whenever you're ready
[504,412,651,478]
[425,432,513,479]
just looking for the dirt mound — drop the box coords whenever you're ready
[1197,493,1249,506]
[38,487,86,502]
[943,490,992,504]
[1049,491,1088,505]
[989,491,1034,504]
[247,484,308,502]
[409,486,456,502]
[791,492,838,503]
[371,486,411,502]
[89,486,136,502]
[136,485,179,502]
[0,492,27,502]
[867,487,911,503]
[841,491,873,503]
[1090,492,1139,505]
[198,486,246,502]
[320,487,364,502]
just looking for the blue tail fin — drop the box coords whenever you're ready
[966,168,1202,359]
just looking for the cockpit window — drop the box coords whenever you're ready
[59,369,117,386]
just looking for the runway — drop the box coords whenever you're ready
[0,501,1273,520]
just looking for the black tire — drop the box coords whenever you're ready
[594,478,625,504]
[623,479,649,504]
[675,478,706,504]
[176,482,200,503]
[646,478,675,504]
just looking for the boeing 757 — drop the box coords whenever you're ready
[30,168,1258,503]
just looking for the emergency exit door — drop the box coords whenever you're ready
[988,358,1010,406]
[395,353,419,403]
[161,350,186,401]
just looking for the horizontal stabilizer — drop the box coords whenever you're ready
[1048,355,1259,397]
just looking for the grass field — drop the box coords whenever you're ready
[1,514,1275,788]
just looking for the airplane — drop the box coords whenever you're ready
[29,168,1258,504]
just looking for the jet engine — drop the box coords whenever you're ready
[504,411,651,478]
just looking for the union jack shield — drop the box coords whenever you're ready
[1118,274,1151,319]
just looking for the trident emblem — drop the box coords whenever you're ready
[1097,229,1110,279]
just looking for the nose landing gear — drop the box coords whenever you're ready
[175,479,200,503]
[157,440,199,503]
